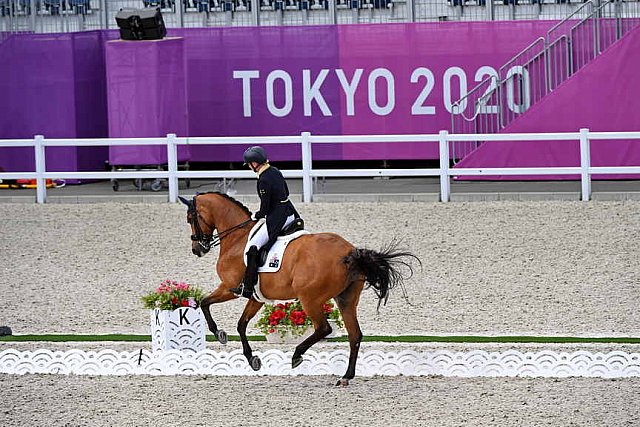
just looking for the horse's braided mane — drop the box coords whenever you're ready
[198,191,252,217]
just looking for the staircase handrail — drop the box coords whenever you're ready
[546,0,597,43]
[452,0,614,134]
[570,0,614,32]
[498,37,546,77]
[568,0,617,75]
[451,74,498,124]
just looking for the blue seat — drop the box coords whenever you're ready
[44,0,61,15]
[194,0,209,11]
[18,0,42,13]
[69,0,89,14]
[143,0,175,7]
[372,0,390,8]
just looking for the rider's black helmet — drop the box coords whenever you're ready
[243,146,268,166]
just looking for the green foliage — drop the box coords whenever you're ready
[255,299,343,337]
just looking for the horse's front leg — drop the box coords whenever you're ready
[200,284,238,344]
[237,299,264,371]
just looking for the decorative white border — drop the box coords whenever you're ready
[1,349,639,378]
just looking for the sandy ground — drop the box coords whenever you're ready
[1,200,639,426]
[0,200,638,336]
[1,374,639,427]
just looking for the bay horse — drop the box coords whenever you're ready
[179,192,418,386]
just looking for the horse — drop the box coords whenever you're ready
[179,192,418,386]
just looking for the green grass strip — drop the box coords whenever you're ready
[1,334,639,344]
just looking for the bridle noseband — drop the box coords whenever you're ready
[187,197,252,251]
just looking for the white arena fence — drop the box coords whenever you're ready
[1,128,639,204]
[2,348,639,378]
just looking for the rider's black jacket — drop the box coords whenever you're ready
[254,165,300,249]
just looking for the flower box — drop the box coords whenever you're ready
[257,300,343,344]
[265,326,314,344]
[142,280,207,353]
[150,307,206,352]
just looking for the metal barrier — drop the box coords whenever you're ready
[450,0,640,163]
[2,0,638,32]
[1,129,639,203]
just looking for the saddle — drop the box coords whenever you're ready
[244,218,309,273]
[258,218,305,265]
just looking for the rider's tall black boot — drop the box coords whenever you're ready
[230,245,259,299]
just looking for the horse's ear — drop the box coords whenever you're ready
[178,196,190,206]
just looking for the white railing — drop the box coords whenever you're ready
[1,129,639,204]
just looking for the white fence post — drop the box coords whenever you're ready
[301,132,313,203]
[579,128,591,201]
[34,135,46,204]
[439,130,451,202]
[167,134,178,203]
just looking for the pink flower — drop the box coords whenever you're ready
[176,282,190,291]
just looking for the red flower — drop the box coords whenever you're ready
[288,310,307,326]
[171,297,179,305]
[181,300,189,307]
[268,309,286,325]
[322,303,333,314]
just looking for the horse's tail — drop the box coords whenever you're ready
[343,242,420,310]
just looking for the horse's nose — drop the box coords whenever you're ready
[192,246,201,257]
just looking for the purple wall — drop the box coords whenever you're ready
[0,32,108,173]
[170,22,556,162]
[106,37,190,165]
[5,21,636,172]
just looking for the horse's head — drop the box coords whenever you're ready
[179,195,215,257]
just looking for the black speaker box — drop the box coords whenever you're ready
[115,8,167,41]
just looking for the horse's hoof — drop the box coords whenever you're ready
[249,356,262,371]
[335,378,350,387]
[291,355,303,369]
[215,329,228,345]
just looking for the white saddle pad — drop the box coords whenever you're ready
[243,221,310,273]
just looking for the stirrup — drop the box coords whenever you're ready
[230,284,254,299]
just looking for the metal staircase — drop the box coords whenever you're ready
[450,0,640,162]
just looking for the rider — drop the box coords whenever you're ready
[230,146,300,299]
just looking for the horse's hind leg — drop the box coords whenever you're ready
[334,280,364,386]
[237,299,264,371]
[291,299,333,369]
[200,284,237,344]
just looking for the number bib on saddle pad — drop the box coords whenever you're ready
[243,220,310,273]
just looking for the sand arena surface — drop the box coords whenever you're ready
[0,374,637,427]
[0,200,638,336]
[1,200,639,426]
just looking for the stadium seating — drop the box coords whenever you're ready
[1,0,639,32]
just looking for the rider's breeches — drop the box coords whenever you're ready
[248,214,295,253]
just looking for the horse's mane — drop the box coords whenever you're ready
[198,192,252,217]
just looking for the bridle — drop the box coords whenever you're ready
[187,196,252,252]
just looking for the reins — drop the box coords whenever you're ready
[188,197,252,250]
[209,219,253,247]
